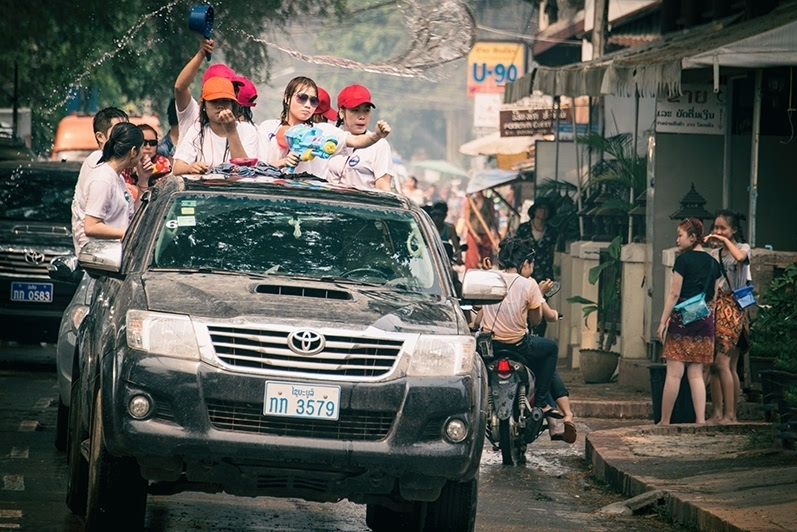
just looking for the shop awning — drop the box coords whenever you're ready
[410,159,469,178]
[467,169,520,194]
[505,3,797,100]
[459,132,541,156]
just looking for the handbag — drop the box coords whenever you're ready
[719,249,757,309]
[673,266,713,325]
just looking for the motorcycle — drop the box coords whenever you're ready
[476,281,561,465]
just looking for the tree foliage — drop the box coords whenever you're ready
[1,0,347,154]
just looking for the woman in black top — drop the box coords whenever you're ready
[656,217,721,425]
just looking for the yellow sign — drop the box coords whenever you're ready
[467,42,525,98]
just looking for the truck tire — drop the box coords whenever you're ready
[55,398,68,452]
[365,503,420,532]
[423,475,479,532]
[85,390,148,531]
[65,375,87,515]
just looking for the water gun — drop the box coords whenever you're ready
[283,124,338,173]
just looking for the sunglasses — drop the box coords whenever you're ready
[142,139,158,147]
[295,92,320,107]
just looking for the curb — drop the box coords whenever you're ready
[572,400,764,420]
[585,424,778,532]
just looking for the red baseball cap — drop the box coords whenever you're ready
[234,76,258,107]
[315,87,338,121]
[201,64,243,88]
[337,84,375,110]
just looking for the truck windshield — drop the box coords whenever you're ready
[0,166,77,223]
[151,193,442,294]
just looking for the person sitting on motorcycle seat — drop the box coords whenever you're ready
[473,237,562,419]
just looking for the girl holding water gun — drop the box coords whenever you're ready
[327,84,395,191]
[257,77,391,175]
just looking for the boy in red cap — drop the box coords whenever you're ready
[313,87,338,123]
[173,77,259,175]
[234,75,258,125]
[327,84,395,191]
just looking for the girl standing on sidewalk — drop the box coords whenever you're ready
[705,210,751,424]
[656,218,722,425]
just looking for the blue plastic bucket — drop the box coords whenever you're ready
[733,285,756,309]
[188,5,214,37]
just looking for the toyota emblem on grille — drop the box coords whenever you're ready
[24,250,45,265]
[287,329,325,355]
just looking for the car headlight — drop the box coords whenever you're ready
[126,310,200,360]
[407,335,476,377]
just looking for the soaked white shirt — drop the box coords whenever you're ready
[71,163,134,254]
[174,121,259,169]
[327,136,393,189]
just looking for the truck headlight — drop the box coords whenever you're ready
[126,310,200,360]
[407,335,476,377]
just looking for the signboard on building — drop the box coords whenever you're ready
[655,85,726,135]
[499,107,571,137]
[473,93,503,130]
[467,42,525,97]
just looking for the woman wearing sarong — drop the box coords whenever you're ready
[656,218,721,425]
[705,210,751,424]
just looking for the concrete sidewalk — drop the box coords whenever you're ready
[586,424,797,532]
[558,366,797,531]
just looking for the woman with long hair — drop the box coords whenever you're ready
[705,210,751,424]
[257,77,391,175]
[327,84,394,191]
[172,76,259,175]
[71,122,143,252]
[656,218,722,425]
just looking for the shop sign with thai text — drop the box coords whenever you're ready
[499,107,571,137]
[655,85,726,135]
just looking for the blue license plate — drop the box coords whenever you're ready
[10,282,54,303]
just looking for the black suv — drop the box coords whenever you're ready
[67,174,506,531]
[0,160,82,342]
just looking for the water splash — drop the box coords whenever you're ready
[42,0,182,115]
[244,0,476,82]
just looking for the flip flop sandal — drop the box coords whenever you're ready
[563,421,577,444]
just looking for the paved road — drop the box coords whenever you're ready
[0,344,683,531]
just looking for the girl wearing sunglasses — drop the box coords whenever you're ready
[257,76,391,175]
[127,124,172,199]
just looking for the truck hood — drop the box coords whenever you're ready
[141,272,463,335]
[0,220,73,250]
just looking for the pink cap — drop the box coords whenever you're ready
[234,76,258,107]
[315,87,338,121]
[201,64,242,87]
[337,84,375,110]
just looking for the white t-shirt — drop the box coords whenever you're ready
[173,121,259,169]
[71,162,134,254]
[481,272,545,344]
[715,243,752,292]
[327,136,393,189]
[257,120,348,177]
[177,97,200,143]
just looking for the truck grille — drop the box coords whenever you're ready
[206,399,393,441]
[207,325,404,378]
[0,249,69,278]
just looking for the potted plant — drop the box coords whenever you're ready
[757,261,797,439]
[567,235,623,383]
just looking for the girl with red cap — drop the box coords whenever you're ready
[327,84,394,191]
[234,75,258,125]
[172,76,259,175]
[257,76,391,175]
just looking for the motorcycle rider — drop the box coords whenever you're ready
[474,237,562,419]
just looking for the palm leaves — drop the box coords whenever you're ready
[576,132,646,215]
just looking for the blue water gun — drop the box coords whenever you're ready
[283,125,339,173]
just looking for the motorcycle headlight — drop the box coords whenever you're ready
[407,335,476,377]
[126,310,200,360]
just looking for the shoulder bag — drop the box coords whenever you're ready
[673,263,713,325]
[719,249,757,309]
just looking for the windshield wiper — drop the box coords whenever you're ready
[150,267,273,279]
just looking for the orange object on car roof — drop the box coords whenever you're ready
[51,113,161,162]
